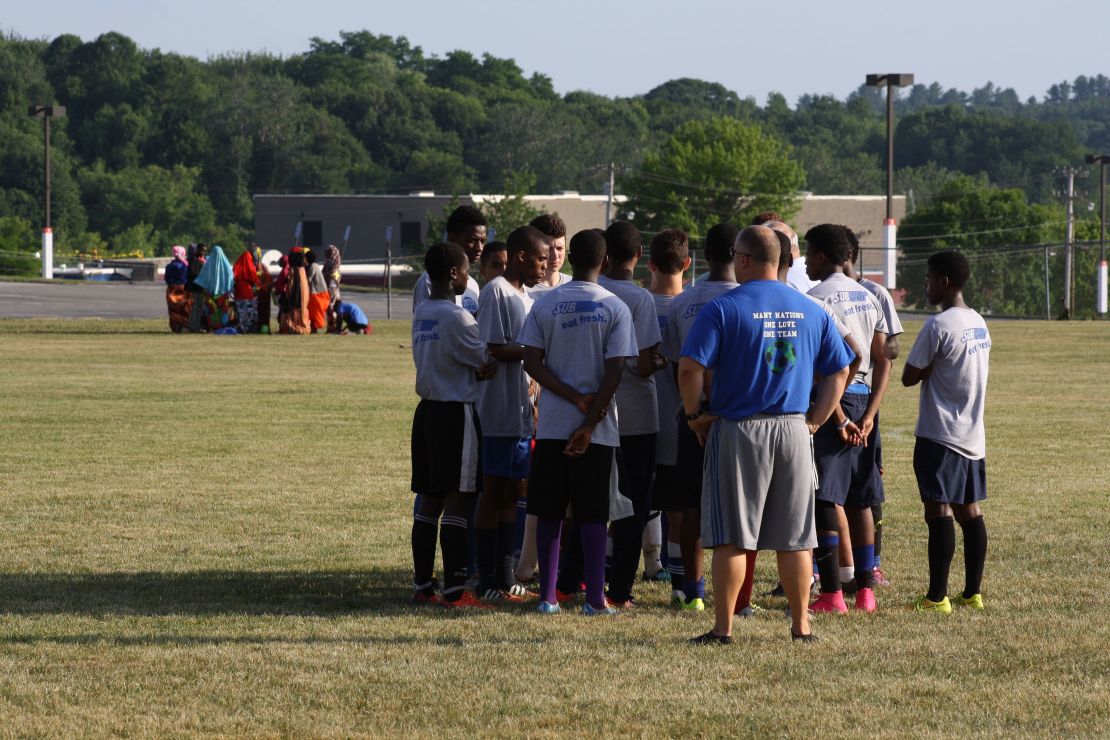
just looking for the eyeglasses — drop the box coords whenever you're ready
[729,248,754,258]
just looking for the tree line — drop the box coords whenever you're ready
[0,30,1106,314]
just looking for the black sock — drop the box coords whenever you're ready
[475,526,498,594]
[815,533,841,593]
[926,516,956,602]
[872,503,883,566]
[411,514,438,596]
[496,521,516,590]
[960,516,988,598]
[440,514,469,602]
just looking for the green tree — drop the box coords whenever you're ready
[621,116,805,238]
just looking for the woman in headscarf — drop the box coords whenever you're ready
[164,245,190,333]
[272,254,290,327]
[186,243,208,333]
[194,245,238,332]
[305,248,330,333]
[279,247,311,334]
[323,245,342,306]
[255,246,273,333]
[232,246,261,333]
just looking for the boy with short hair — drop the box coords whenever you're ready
[647,229,691,593]
[413,205,486,316]
[409,242,495,608]
[474,227,548,602]
[600,220,668,608]
[329,300,371,335]
[527,214,571,295]
[903,250,990,613]
[479,241,508,284]
[804,224,891,614]
[662,223,739,611]
[520,229,637,615]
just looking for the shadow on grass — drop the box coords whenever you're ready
[0,569,488,618]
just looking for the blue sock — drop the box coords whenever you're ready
[683,577,705,602]
[853,544,876,589]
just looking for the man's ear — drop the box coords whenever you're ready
[683,256,692,271]
[602,255,610,272]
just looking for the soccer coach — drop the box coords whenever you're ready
[678,225,854,644]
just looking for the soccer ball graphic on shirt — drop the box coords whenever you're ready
[763,339,796,374]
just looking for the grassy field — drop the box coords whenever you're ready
[0,317,1108,736]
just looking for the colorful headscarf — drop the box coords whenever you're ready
[323,245,341,282]
[172,245,188,264]
[194,245,235,296]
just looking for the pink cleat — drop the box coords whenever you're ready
[855,587,877,613]
[809,591,848,614]
[873,567,890,587]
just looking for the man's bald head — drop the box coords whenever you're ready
[763,220,799,259]
[735,226,782,267]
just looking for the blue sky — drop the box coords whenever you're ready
[7,0,1109,103]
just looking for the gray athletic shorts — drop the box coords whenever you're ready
[700,414,817,552]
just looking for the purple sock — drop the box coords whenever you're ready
[580,522,608,609]
[536,517,562,604]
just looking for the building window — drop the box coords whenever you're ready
[302,221,322,247]
[401,221,422,251]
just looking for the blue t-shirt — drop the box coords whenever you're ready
[680,280,854,420]
[339,302,369,326]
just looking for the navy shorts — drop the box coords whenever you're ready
[913,437,987,505]
[653,464,682,512]
[527,440,615,523]
[812,392,884,507]
[676,412,705,510]
[482,436,532,479]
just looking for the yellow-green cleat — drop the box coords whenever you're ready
[913,595,952,614]
[951,593,984,610]
[681,597,706,612]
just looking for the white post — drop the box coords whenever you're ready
[1099,259,1108,315]
[41,227,53,279]
[883,218,897,289]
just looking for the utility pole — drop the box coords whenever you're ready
[29,105,65,279]
[1087,154,1109,316]
[1063,168,1078,317]
[865,73,914,289]
[605,162,615,227]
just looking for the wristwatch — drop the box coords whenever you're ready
[685,406,706,421]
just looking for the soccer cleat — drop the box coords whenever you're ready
[951,593,984,610]
[606,596,636,609]
[671,590,686,607]
[809,591,849,614]
[506,583,537,600]
[480,588,525,604]
[735,603,765,618]
[441,591,495,609]
[765,582,786,598]
[791,631,819,644]
[582,601,617,616]
[554,589,578,604]
[642,569,672,583]
[689,630,731,645]
[681,597,706,612]
[536,601,562,615]
[410,591,441,606]
[855,587,877,613]
[913,595,952,614]
[873,567,891,587]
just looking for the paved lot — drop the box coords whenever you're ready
[0,281,413,320]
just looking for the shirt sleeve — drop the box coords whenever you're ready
[451,312,488,369]
[814,312,856,377]
[477,285,509,344]
[633,295,663,352]
[905,317,939,369]
[412,273,429,311]
[681,302,723,370]
[518,308,545,349]
[662,301,681,360]
[872,296,889,335]
[605,303,638,359]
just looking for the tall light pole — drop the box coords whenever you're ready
[28,105,66,279]
[1087,154,1109,316]
[866,73,913,289]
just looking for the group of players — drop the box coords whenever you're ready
[408,205,991,643]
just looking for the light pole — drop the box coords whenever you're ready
[1087,154,1109,316]
[866,73,913,289]
[28,105,66,279]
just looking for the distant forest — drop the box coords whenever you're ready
[1,29,1108,273]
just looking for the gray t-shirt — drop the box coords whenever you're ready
[412,299,487,403]
[526,272,572,297]
[652,292,679,466]
[413,271,480,317]
[477,276,535,437]
[860,277,904,337]
[808,273,888,388]
[518,280,636,447]
[598,276,663,436]
[906,308,991,459]
[803,292,853,339]
[787,258,819,293]
[662,280,739,361]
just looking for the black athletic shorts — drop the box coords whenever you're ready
[913,437,986,505]
[410,400,482,497]
[676,412,705,510]
[812,392,884,507]
[653,464,682,512]
[619,433,656,517]
[527,440,615,524]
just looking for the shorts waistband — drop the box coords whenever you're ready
[846,383,871,394]
[724,413,806,424]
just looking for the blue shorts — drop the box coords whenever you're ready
[812,392,884,507]
[913,437,986,505]
[482,436,532,480]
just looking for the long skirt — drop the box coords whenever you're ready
[256,289,272,332]
[236,298,259,334]
[166,286,190,333]
[205,293,238,331]
[308,291,329,331]
[280,308,311,335]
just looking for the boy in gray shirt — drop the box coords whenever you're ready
[903,250,991,614]
[520,229,637,615]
